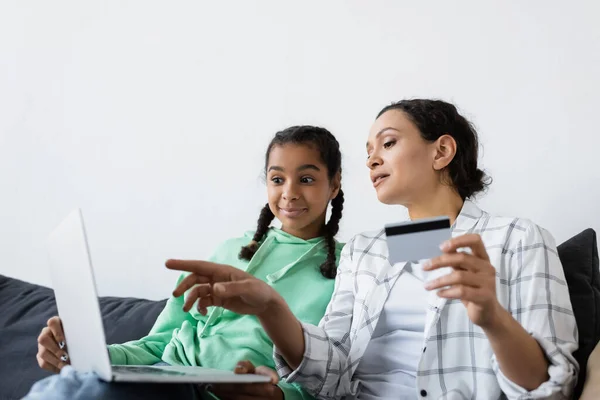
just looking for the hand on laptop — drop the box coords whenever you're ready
[166,259,279,317]
[37,316,70,373]
[209,360,282,400]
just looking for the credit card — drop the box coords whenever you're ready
[384,216,451,265]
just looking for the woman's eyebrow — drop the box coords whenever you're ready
[366,127,401,148]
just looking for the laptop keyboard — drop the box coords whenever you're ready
[112,365,186,376]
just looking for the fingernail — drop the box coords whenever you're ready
[423,260,431,270]
[60,354,69,362]
[214,284,225,294]
[58,341,66,349]
[440,241,450,251]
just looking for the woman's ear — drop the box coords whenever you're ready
[330,172,341,200]
[433,135,457,171]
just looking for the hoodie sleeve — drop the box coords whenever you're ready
[107,272,197,365]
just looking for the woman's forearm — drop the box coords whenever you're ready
[484,307,549,390]
[258,295,306,369]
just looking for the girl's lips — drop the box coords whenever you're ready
[279,208,308,218]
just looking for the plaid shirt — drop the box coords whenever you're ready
[275,200,579,399]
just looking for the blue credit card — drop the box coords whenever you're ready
[384,216,451,265]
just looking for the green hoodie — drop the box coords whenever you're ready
[108,228,343,400]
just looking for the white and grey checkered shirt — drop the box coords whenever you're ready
[275,200,579,399]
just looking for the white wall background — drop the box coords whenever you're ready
[1,1,599,300]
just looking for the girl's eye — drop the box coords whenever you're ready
[271,177,283,184]
[300,176,315,184]
[383,140,396,149]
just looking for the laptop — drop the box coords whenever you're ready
[46,209,271,384]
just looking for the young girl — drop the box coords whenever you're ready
[28,125,345,400]
[167,99,579,399]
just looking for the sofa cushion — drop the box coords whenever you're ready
[0,275,166,400]
[557,228,600,398]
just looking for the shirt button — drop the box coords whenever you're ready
[422,346,426,353]
[420,389,427,397]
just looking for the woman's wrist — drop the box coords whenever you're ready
[480,301,511,333]
[258,292,289,322]
[257,292,306,369]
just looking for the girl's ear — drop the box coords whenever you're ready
[330,171,341,200]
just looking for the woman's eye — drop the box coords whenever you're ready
[271,177,283,184]
[383,140,396,149]
[300,176,315,184]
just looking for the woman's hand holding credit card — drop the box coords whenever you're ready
[385,217,502,329]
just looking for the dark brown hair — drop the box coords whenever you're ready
[377,99,491,200]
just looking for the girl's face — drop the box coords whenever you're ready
[266,144,340,240]
[366,109,441,206]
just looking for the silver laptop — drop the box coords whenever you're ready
[46,209,271,384]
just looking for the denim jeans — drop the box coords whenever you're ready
[23,363,208,400]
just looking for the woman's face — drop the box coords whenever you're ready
[366,110,440,206]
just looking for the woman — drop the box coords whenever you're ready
[167,99,579,399]
[28,125,345,400]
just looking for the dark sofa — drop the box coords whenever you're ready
[1,229,599,400]
[0,278,166,400]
